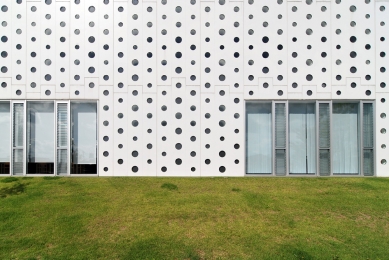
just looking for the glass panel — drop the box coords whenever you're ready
[319,149,331,176]
[289,103,316,174]
[246,103,272,174]
[57,149,67,175]
[319,103,330,148]
[0,103,10,174]
[13,104,24,148]
[71,103,97,174]
[275,149,286,176]
[27,102,54,174]
[13,149,23,175]
[275,103,286,148]
[363,103,374,148]
[333,103,359,175]
[363,149,374,176]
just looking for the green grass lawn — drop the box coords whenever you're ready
[1,177,389,260]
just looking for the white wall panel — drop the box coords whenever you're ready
[11,0,26,86]
[156,0,172,86]
[127,1,143,86]
[0,0,388,176]
[26,2,41,93]
[98,0,114,86]
[113,2,128,92]
[0,0,13,84]
[99,86,114,176]
[69,0,84,86]
[113,92,128,176]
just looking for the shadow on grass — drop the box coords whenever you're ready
[161,182,178,191]
[0,177,19,183]
[291,248,314,260]
[351,182,378,191]
[43,176,61,181]
[280,245,314,260]
[0,182,28,198]
[243,191,273,210]
[124,237,200,260]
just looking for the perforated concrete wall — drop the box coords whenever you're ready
[1,0,389,176]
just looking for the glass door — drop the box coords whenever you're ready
[26,102,55,174]
[0,102,10,174]
[71,102,97,174]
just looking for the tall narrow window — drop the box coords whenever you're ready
[289,103,316,174]
[318,103,331,176]
[57,103,68,175]
[363,103,374,176]
[275,103,286,176]
[13,103,24,175]
[71,102,97,174]
[246,103,272,174]
[333,103,359,175]
[27,102,55,174]
[0,102,10,174]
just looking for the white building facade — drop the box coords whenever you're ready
[0,0,388,176]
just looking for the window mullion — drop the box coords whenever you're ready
[360,101,363,176]
[316,101,319,176]
[54,102,57,176]
[272,101,275,176]
[328,102,332,175]
[67,102,70,176]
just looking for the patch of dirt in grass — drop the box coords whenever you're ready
[323,235,343,244]
[355,213,381,230]
[316,189,331,195]
[211,249,228,259]
[356,213,372,222]
[46,243,55,249]
[195,249,206,260]
[327,212,348,220]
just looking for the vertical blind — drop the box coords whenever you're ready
[13,104,24,175]
[246,103,272,174]
[13,104,24,148]
[57,104,68,175]
[319,103,330,176]
[363,103,374,176]
[57,104,68,148]
[275,103,286,148]
[275,103,286,175]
